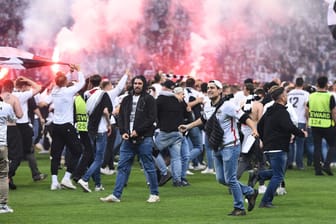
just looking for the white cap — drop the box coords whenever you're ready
[208,80,223,89]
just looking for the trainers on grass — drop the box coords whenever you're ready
[78,179,91,193]
[147,194,160,203]
[100,194,120,203]
[61,178,77,190]
[95,184,105,192]
[0,204,13,214]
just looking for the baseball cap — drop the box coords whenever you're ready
[208,80,223,89]
[161,79,175,90]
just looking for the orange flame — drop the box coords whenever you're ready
[51,46,60,73]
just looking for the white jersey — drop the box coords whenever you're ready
[184,87,203,103]
[203,99,244,146]
[287,89,309,124]
[12,89,33,124]
[232,91,247,108]
[0,101,16,146]
[151,83,162,99]
[51,71,85,124]
[327,0,336,26]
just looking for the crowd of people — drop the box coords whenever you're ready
[1,0,336,85]
[0,0,336,217]
[0,63,335,216]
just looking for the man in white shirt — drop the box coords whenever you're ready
[13,77,48,183]
[0,99,16,213]
[50,64,85,190]
[0,79,23,190]
[287,77,309,169]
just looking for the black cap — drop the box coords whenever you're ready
[161,79,175,90]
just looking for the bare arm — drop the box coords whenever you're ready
[12,96,23,119]
[17,76,42,96]
[178,117,203,133]
[34,107,45,124]
[103,107,112,136]
[187,97,204,109]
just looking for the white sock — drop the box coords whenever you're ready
[52,175,58,184]
[63,171,72,180]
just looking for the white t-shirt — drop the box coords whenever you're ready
[129,95,140,131]
[232,91,247,108]
[51,72,85,124]
[287,89,309,124]
[0,101,16,146]
[203,99,244,146]
[151,83,162,99]
[13,89,33,124]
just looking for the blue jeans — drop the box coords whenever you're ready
[187,127,203,164]
[32,118,40,145]
[155,131,183,182]
[295,123,306,169]
[155,131,183,150]
[144,153,167,183]
[181,137,190,179]
[214,145,254,210]
[204,135,214,169]
[259,151,287,205]
[113,137,158,198]
[82,132,107,186]
[305,127,314,166]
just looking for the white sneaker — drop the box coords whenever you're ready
[276,187,287,196]
[34,143,43,151]
[100,194,120,203]
[100,167,115,175]
[147,194,160,203]
[258,185,267,194]
[77,179,91,192]
[193,164,206,171]
[201,168,215,174]
[61,178,77,190]
[95,185,105,192]
[0,204,14,213]
[50,183,61,191]
[186,170,194,175]
[38,149,49,154]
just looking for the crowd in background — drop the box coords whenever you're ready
[1,0,336,85]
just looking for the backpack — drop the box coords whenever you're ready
[204,98,225,151]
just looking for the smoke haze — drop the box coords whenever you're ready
[18,0,328,82]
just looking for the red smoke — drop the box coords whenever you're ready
[18,0,309,83]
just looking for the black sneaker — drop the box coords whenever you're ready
[158,171,172,186]
[246,189,258,211]
[259,202,275,208]
[228,208,246,216]
[33,173,48,182]
[181,178,190,187]
[315,170,324,176]
[173,181,183,187]
[322,166,334,176]
[8,178,16,190]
